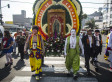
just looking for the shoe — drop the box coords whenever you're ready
[39,76,42,79]
[73,74,78,80]
[95,67,99,72]
[10,59,13,65]
[87,71,91,76]
[5,63,9,67]
[10,62,13,65]
[109,67,112,72]
[35,76,39,80]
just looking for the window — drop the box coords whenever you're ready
[0,30,3,38]
[110,21,112,24]
[110,14,112,18]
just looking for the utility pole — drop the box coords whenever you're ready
[0,0,10,25]
[0,0,3,25]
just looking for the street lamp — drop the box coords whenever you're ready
[0,1,10,25]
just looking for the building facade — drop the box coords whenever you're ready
[13,10,32,30]
[82,10,103,29]
[103,0,112,28]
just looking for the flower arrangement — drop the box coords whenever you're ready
[33,0,82,40]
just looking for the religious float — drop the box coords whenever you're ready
[33,0,82,56]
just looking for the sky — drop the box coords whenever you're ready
[1,0,105,21]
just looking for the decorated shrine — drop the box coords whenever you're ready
[33,0,82,55]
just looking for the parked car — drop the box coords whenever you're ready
[0,25,4,55]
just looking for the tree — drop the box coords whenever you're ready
[85,19,98,29]
[81,11,87,20]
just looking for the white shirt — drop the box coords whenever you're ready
[64,36,84,56]
[108,32,112,49]
[88,35,92,48]
[95,35,100,46]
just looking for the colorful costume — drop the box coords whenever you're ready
[104,33,110,60]
[29,34,43,76]
[65,36,80,74]
[64,29,84,79]
[107,31,112,72]
[24,33,44,78]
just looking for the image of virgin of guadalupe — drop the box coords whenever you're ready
[53,20,60,39]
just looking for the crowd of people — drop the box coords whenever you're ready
[1,26,112,80]
[1,28,29,65]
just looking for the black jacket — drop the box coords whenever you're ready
[94,34,102,54]
[82,35,96,54]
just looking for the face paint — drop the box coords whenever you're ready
[71,29,76,37]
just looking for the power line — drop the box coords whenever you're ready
[2,0,112,5]
[82,7,99,9]
[1,0,111,9]
[1,0,33,4]
[9,1,33,4]
[81,2,111,4]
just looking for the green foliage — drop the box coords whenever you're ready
[85,19,98,29]
[44,36,65,56]
[81,14,87,20]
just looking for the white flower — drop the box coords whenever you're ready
[50,44,52,46]
[57,50,60,52]
[52,50,54,52]
[47,50,49,52]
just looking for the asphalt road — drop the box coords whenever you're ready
[0,35,112,82]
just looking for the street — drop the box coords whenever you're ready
[0,35,112,82]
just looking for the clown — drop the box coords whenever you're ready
[64,29,84,79]
[104,32,110,60]
[24,25,45,80]
[107,28,112,72]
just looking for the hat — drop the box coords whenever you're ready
[95,30,100,32]
[32,25,39,31]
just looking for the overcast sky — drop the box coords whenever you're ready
[1,0,105,21]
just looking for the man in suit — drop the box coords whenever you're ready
[93,30,102,62]
[82,29,96,75]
